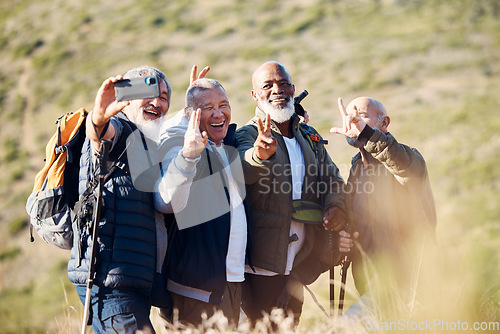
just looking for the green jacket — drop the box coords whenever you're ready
[236,108,346,284]
[347,127,436,293]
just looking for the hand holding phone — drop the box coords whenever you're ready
[114,76,160,101]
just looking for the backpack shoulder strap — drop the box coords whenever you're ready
[107,117,136,166]
[78,117,136,201]
[298,123,328,153]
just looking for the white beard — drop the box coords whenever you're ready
[260,98,295,124]
[128,109,164,142]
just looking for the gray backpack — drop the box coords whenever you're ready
[26,109,88,249]
[26,110,134,249]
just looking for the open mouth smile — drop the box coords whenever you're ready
[143,107,161,118]
[210,121,225,128]
[271,96,288,104]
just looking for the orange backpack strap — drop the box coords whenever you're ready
[32,108,88,194]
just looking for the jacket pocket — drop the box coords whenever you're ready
[253,210,284,228]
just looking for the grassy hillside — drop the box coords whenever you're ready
[1,0,499,332]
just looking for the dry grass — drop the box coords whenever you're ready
[47,232,499,333]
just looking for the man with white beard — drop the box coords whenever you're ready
[121,67,167,142]
[68,66,172,334]
[235,61,348,325]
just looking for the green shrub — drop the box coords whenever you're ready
[9,166,25,182]
[238,45,278,61]
[0,247,21,262]
[11,39,44,59]
[8,216,28,236]
[2,137,20,162]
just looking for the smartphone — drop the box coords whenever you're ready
[114,76,161,101]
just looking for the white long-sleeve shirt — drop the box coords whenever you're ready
[154,110,200,214]
[154,110,247,282]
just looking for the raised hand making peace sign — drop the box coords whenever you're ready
[182,108,208,159]
[190,65,210,85]
[254,113,277,160]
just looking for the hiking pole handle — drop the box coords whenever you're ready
[294,90,308,104]
[294,90,309,117]
[338,255,351,317]
[338,216,353,317]
[99,139,112,176]
[81,139,112,334]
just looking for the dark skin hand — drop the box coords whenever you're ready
[254,113,277,160]
[323,206,346,231]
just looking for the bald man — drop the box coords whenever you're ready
[331,97,436,303]
[236,61,347,325]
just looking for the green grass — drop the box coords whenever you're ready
[0,260,81,333]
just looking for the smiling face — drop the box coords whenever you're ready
[251,61,295,123]
[125,79,170,121]
[122,79,170,141]
[192,86,231,146]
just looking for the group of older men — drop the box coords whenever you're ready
[59,61,435,333]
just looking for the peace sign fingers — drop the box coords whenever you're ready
[254,113,277,160]
[187,107,201,132]
[257,114,274,144]
[263,113,272,135]
[190,65,211,85]
[182,108,208,159]
[256,117,265,136]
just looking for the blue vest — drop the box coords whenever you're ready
[68,122,157,293]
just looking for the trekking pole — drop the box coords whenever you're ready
[338,218,352,317]
[338,255,351,317]
[329,231,335,317]
[81,139,112,334]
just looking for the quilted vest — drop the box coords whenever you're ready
[68,122,157,292]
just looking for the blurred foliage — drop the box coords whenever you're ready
[1,138,20,163]
[0,247,21,262]
[0,260,80,333]
[7,216,28,236]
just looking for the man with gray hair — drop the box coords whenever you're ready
[121,66,171,141]
[156,77,253,327]
[68,66,171,333]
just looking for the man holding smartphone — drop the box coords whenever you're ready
[68,66,173,334]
